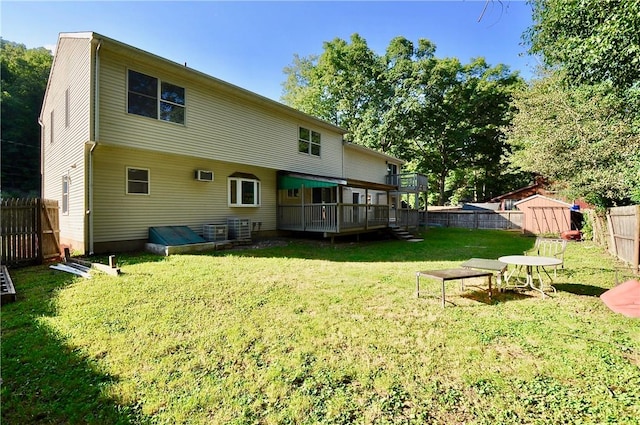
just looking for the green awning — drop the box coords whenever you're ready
[278,174,344,190]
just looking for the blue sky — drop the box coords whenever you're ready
[1,1,537,102]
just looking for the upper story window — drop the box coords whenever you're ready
[228,172,260,207]
[127,70,185,124]
[126,167,150,195]
[65,88,70,128]
[299,127,321,156]
[50,110,54,144]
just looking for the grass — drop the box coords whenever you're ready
[1,227,639,424]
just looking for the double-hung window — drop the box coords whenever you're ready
[128,70,185,124]
[62,175,69,215]
[298,127,321,156]
[228,173,260,207]
[126,167,150,195]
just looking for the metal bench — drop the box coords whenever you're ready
[460,258,508,291]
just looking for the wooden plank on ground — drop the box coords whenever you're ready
[1,265,17,305]
[64,249,121,276]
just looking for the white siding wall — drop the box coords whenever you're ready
[343,146,398,184]
[97,48,344,178]
[41,36,92,251]
[92,145,276,243]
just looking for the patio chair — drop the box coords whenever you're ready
[524,237,567,277]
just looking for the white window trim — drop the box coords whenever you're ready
[228,176,261,207]
[126,167,150,195]
[62,175,69,215]
[50,110,54,144]
[65,88,70,128]
[298,126,321,157]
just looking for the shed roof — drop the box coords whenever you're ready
[513,194,572,207]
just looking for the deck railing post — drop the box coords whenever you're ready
[301,185,306,231]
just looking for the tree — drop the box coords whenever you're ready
[507,71,640,207]
[508,0,640,207]
[282,34,383,135]
[406,57,524,204]
[282,35,524,205]
[1,39,53,197]
[526,0,640,90]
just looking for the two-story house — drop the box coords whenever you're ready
[40,32,427,254]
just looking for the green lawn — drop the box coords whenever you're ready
[2,228,639,424]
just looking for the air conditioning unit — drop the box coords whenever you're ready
[195,170,214,182]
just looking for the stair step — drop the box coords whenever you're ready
[388,226,422,242]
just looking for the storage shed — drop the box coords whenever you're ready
[515,195,572,235]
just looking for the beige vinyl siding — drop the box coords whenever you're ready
[92,145,276,243]
[97,48,344,178]
[343,145,396,185]
[41,36,92,251]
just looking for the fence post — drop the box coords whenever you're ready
[635,206,640,273]
[37,198,44,264]
[606,211,617,256]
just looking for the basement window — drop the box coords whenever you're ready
[126,167,150,195]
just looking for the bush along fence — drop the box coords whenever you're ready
[1,198,61,267]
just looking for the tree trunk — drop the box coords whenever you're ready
[438,171,447,206]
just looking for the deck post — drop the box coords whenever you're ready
[301,184,306,231]
[365,189,369,230]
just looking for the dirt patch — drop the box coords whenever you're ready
[229,238,291,250]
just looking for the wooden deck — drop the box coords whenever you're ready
[278,203,389,234]
[277,203,421,235]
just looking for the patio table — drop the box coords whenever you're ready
[498,255,562,298]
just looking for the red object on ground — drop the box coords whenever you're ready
[561,230,581,241]
[600,280,640,318]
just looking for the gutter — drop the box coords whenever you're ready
[38,117,44,195]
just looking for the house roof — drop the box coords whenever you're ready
[489,182,543,202]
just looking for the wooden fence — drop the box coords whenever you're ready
[1,198,61,267]
[427,210,523,230]
[606,205,640,272]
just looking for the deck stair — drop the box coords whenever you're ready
[389,226,424,242]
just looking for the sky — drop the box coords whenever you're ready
[1,1,537,102]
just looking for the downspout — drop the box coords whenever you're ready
[38,117,44,196]
[88,39,102,255]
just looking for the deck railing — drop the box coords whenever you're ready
[394,209,420,228]
[385,173,428,192]
[278,204,390,233]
